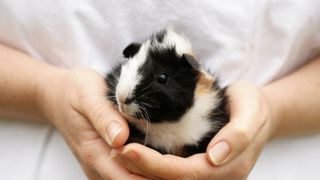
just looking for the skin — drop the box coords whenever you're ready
[0,43,320,179]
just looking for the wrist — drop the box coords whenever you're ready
[260,84,286,140]
[35,64,69,124]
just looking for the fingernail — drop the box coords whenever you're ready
[122,149,139,161]
[209,141,230,166]
[106,121,122,146]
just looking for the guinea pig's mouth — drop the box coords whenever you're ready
[120,111,148,127]
[122,112,140,120]
[118,103,144,121]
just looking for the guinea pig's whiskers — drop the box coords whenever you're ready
[141,83,153,92]
[141,102,153,109]
[138,103,151,145]
[112,72,120,82]
[106,95,117,102]
[108,82,115,88]
[135,83,153,98]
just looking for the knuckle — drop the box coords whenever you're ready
[227,157,252,179]
[93,172,110,180]
[234,161,251,179]
[188,168,202,180]
[93,156,114,180]
[234,127,253,145]
[242,165,252,176]
[91,104,108,127]
[149,164,162,175]
[79,146,97,164]
[181,163,201,180]
[84,168,105,180]
[79,147,111,180]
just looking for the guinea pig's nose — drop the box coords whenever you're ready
[124,97,135,104]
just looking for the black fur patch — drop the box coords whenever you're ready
[151,29,167,43]
[126,122,146,145]
[123,43,141,58]
[105,30,230,157]
[105,64,121,105]
[133,47,199,123]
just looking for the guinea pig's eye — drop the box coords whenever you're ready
[157,73,168,84]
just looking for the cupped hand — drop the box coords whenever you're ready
[117,81,280,180]
[39,68,146,179]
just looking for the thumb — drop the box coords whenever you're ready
[74,69,129,148]
[206,120,257,166]
[84,98,130,148]
[206,81,266,166]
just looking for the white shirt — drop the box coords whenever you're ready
[1,0,320,85]
[0,0,320,179]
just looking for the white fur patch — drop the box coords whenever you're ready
[163,28,193,56]
[151,28,193,56]
[135,89,221,153]
[116,41,150,105]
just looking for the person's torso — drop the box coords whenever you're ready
[0,0,319,86]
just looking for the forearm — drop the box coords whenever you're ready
[262,57,320,138]
[0,43,66,121]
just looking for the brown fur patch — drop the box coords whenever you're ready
[195,71,216,96]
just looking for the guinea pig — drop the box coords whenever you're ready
[105,28,229,157]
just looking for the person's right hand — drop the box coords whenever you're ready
[38,68,145,179]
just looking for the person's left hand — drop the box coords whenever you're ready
[113,81,280,180]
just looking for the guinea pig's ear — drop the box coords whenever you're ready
[181,54,200,70]
[123,43,141,58]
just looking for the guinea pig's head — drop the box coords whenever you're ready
[114,29,201,123]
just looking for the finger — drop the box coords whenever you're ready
[78,137,147,180]
[80,164,103,180]
[207,81,267,166]
[211,121,270,179]
[111,150,162,180]
[121,143,189,179]
[69,109,141,179]
[75,70,129,148]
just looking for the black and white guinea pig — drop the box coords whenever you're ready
[106,28,229,157]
